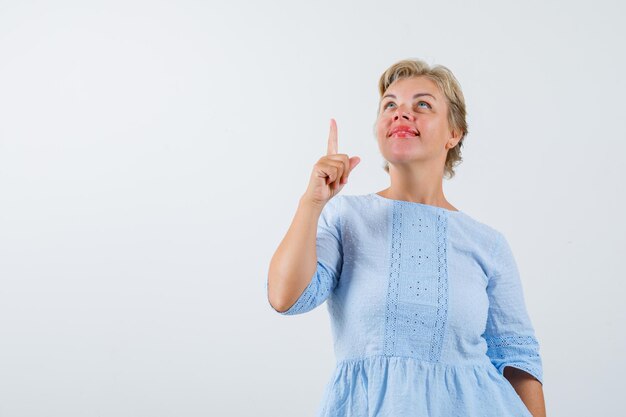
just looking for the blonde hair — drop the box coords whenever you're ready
[377,59,468,179]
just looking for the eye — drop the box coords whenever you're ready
[382,101,431,110]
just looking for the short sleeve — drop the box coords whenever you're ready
[267,196,343,316]
[482,232,544,385]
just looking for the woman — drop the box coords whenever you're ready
[267,59,546,416]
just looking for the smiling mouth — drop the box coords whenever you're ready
[390,131,419,138]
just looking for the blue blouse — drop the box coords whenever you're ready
[267,193,543,417]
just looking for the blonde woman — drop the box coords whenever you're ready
[267,59,546,417]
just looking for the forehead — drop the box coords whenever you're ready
[384,76,441,98]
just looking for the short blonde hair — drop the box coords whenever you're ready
[377,59,468,179]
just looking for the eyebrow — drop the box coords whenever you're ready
[381,93,437,101]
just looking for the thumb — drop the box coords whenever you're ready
[349,156,361,173]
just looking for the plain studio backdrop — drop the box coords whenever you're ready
[0,0,624,416]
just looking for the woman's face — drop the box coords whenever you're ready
[375,76,459,171]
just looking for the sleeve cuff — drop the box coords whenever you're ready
[266,261,337,316]
[496,362,544,386]
[486,335,544,385]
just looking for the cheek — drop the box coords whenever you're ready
[417,119,441,137]
[425,115,448,132]
[375,117,388,138]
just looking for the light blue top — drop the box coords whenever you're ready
[267,193,543,417]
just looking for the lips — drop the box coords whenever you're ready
[388,125,419,138]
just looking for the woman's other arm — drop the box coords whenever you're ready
[504,367,546,417]
[483,231,546,416]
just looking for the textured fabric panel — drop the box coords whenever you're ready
[382,202,402,355]
[431,211,449,362]
[383,202,450,361]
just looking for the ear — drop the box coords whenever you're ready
[446,129,462,150]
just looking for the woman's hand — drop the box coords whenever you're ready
[303,118,360,206]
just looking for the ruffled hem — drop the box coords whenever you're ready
[316,356,532,417]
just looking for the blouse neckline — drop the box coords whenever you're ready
[370,192,463,214]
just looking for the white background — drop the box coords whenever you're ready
[1,0,624,416]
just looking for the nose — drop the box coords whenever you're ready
[392,106,414,121]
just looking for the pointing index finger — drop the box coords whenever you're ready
[327,118,338,156]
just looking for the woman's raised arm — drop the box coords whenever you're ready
[267,119,359,312]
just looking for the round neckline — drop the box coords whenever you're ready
[370,192,463,214]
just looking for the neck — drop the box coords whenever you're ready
[381,162,456,210]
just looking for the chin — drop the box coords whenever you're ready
[385,151,433,165]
